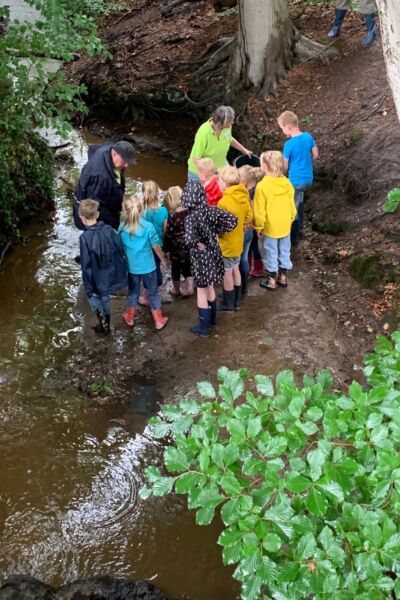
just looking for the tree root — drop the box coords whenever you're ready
[162,0,201,16]
[295,33,339,64]
[195,36,235,75]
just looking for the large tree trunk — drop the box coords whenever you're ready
[376,0,400,122]
[231,0,294,96]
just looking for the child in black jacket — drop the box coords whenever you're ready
[79,199,127,333]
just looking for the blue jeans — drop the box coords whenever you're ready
[262,234,292,274]
[128,271,161,310]
[88,294,111,315]
[291,184,309,246]
[143,252,162,288]
[240,228,254,274]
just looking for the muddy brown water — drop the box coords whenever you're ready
[0,130,240,599]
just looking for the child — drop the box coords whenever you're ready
[163,186,194,297]
[237,165,258,295]
[182,180,237,337]
[248,167,266,278]
[254,151,296,290]
[79,199,127,334]
[140,180,168,305]
[197,158,223,207]
[277,111,319,246]
[119,196,168,330]
[217,166,253,311]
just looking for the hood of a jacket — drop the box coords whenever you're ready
[224,183,250,204]
[181,180,207,211]
[264,176,293,198]
[87,222,112,267]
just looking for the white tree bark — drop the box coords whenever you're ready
[232,0,293,96]
[376,0,400,122]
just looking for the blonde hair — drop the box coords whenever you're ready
[252,167,265,183]
[260,151,285,177]
[218,166,240,187]
[142,180,160,210]
[78,199,99,220]
[238,165,257,189]
[277,111,299,128]
[196,158,215,176]
[121,195,143,237]
[165,186,183,212]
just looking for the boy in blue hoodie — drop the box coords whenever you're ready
[79,199,127,334]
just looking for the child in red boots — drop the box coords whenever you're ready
[119,196,168,330]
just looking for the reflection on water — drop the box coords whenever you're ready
[0,130,239,599]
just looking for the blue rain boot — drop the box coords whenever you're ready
[328,9,347,38]
[361,13,376,46]
[191,307,210,337]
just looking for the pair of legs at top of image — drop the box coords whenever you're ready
[328,0,377,46]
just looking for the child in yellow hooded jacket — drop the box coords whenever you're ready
[254,151,296,290]
[217,166,253,310]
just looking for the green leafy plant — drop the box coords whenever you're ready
[0,0,114,245]
[384,188,400,213]
[141,333,400,600]
[89,380,111,395]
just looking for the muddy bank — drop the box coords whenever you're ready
[0,575,180,600]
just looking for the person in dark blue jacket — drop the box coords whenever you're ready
[78,199,128,333]
[74,140,135,231]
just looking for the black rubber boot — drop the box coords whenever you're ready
[234,285,242,310]
[218,289,235,312]
[104,314,111,334]
[208,300,217,327]
[190,307,210,337]
[94,310,106,333]
[241,270,249,295]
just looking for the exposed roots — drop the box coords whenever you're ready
[295,32,339,64]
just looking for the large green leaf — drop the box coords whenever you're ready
[197,380,216,399]
[163,447,190,472]
[296,533,317,560]
[221,474,243,495]
[305,488,328,516]
[286,476,311,494]
[255,374,274,396]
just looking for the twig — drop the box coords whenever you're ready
[0,240,12,268]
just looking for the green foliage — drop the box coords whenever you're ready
[141,333,400,600]
[384,188,400,214]
[0,0,112,243]
[0,133,54,245]
[89,379,111,394]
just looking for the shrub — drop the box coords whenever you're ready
[141,333,400,600]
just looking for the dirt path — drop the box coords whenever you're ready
[71,263,358,406]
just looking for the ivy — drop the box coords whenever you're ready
[141,332,400,599]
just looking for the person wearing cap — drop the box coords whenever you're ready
[327,0,377,46]
[74,141,135,231]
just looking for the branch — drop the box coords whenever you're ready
[0,240,12,268]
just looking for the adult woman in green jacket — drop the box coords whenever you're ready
[187,106,252,181]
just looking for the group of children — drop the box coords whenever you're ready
[78,110,318,337]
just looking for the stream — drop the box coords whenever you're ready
[0,129,239,599]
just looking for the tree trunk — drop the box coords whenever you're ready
[231,0,294,96]
[376,0,400,122]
